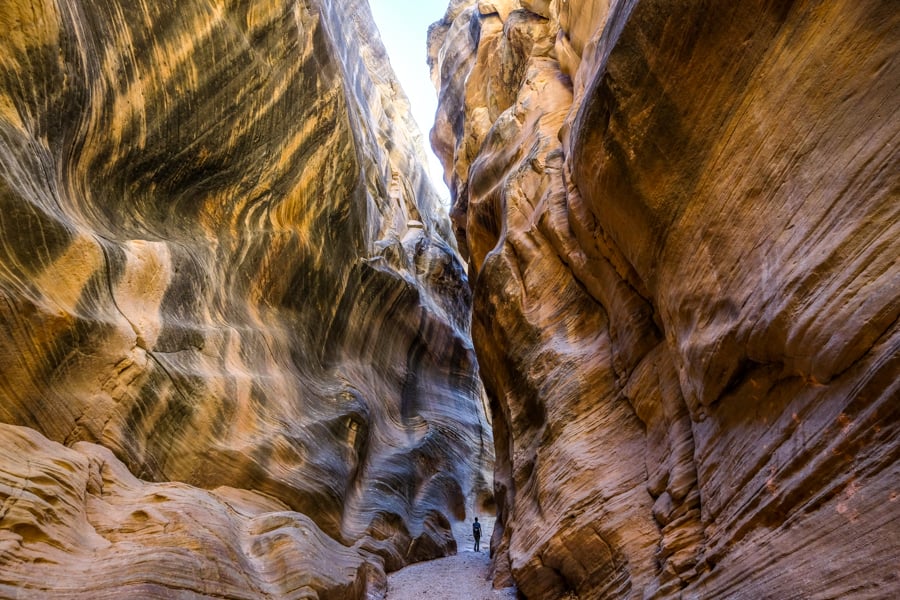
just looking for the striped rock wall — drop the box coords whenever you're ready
[429,0,899,598]
[0,0,491,597]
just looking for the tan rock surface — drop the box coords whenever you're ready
[0,0,491,597]
[0,422,375,598]
[430,0,899,597]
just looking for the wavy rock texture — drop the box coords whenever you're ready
[430,0,899,598]
[0,423,375,599]
[0,0,491,597]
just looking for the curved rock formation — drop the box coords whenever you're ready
[0,0,491,596]
[1,423,376,598]
[430,0,899,597]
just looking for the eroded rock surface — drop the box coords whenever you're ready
[430,0,899,597]
[0,0,491,597]
[1,423,376,598]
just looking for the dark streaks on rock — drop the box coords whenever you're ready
[1,0,491,597]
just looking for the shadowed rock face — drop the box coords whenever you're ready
[430,0,899,598]
[0,0,491,596]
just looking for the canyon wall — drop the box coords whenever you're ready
[0,0,491,597]
[430,0,899,598]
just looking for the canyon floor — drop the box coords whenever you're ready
[386,516,518,600]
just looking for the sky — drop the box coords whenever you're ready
[368,0,450,201]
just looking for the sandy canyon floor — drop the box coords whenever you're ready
[386,516,518,600]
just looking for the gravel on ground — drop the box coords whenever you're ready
[385,515,518,600]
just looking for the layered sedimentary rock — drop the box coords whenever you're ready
[430,0,899,597]
[0,0,491,597]
[0,423,377,598]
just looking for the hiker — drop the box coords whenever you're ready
[473,517,481,552]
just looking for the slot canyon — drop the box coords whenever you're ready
[1,0,898,599]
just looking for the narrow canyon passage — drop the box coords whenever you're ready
[386,515,517,600]
[1,0,898,599]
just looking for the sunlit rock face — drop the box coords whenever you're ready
[430,0,899,597]
[0,0,491,596]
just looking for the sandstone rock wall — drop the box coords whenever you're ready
[430,0,899,597]
[0,0,490,596]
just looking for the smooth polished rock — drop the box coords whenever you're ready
[0,0,491,597]
[430,0,899,597]
[0,422,377,598]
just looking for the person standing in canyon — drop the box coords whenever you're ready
[472,517,482,552]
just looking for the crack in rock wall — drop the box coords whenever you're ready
[429,0,899,597]
[0,0,492,597]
